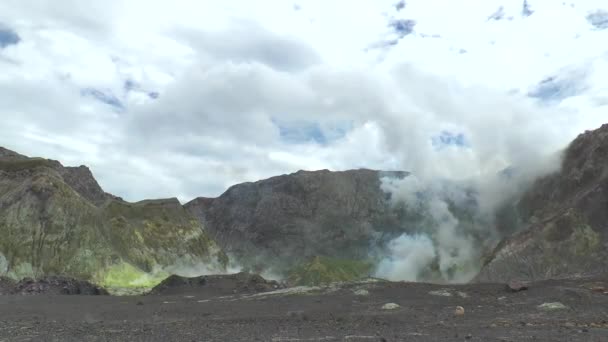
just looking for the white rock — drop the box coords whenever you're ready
[382,303,400,310]
[353,289,369,296]
[538,302,568,311]
[429,289,453,297]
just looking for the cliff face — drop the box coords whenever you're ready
[0,150,226,291]
[186,169,415,273]
[478,124,608,281]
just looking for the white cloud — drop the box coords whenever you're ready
[0,0,608,202]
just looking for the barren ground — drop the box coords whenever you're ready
[1,276,608,341]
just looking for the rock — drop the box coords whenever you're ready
[429,289,453,297]
[537,302,569,311]
[381,303,400,310]
[7,276,108,295]
[454,306,465,316]
[287,310,308,320]
[0,277,16,295]
[506,280,528,292]
[148,272,283,296]
[456,291,469,298]
[353,289,370,296]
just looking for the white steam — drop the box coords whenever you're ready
[363,65,576,284]
[375,234,436,282]
[376,176,480,283]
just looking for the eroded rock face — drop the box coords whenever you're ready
[185,169,410,273]
[479,124,608,282]
[0,148,227,287]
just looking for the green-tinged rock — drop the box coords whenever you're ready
[93,262,169,295]
[0,151,227,289]
[287,256,372,286]
[570,224,600,256]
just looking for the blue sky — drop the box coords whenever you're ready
[0,26,19,48]
[1,0,608,201]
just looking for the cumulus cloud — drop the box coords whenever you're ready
[0,0,608,206]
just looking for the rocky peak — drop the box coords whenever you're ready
[59,165,111,206]
[479,123,608,282]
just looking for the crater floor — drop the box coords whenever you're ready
[1,276,608,341]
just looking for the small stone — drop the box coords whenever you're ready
[564,322,576,327]
[465,333,473,339]
[457,291,469,298]
[454,306,465,316]
[537,302,568,311]
[136,301,144,306]
[287,310,308,320]
[382,303,400,310]
[506,280,528,292]
[429,289,453,297]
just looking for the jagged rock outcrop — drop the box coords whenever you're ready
[186,169,411,273]
[148,272,282,296]
[0,276,109,295]
[478,124,608,281]
[59,165,118,206]
[0,148,227,290]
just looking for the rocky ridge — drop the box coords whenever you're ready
[0,149,227,292]
[478,124,608,281]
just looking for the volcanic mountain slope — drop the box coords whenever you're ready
[478,124,608,282]
[187,169,485,277]
[186,169,414,273]
[0,148,227,290]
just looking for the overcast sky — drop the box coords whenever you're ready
[1,0,608,202]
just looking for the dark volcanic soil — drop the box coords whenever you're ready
[1,276,608,341]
